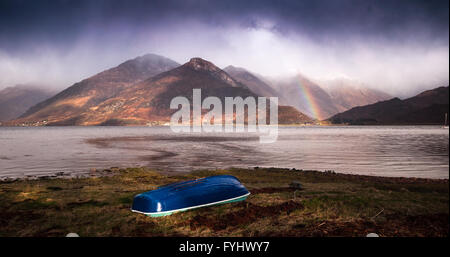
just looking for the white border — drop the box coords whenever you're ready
[131,192,251,216]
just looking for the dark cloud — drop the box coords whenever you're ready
[1,0,448,49]
[0,0,448,96]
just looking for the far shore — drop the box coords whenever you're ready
[1,122,449,127]
[0,167,448,237]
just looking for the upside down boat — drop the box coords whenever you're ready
[131,175,250,217]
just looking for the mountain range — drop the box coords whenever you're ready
[7,55,312,126]
[329,86,449,125]
[264,75,392,120]
[1,53,445,126]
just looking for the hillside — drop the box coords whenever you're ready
[0,85,55,122]
[329,86,449,125]
[14,54,180,125]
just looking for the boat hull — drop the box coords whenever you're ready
[131,175,250,217]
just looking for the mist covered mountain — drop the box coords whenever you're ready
[319,78,392,113]
[0,85,55,122]
[265,74,340,120]
[14,54,179,125]
[262,75,392,120]
[223,66,284,100]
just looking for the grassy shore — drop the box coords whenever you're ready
[0,167,448,237]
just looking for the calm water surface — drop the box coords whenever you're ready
[0,126,448,179]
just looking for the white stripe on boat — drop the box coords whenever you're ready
[131,192,251,216]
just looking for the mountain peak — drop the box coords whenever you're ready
[182,58,241,87]
[134,53,177,63]
[185,57,221,72]
[117,53,179,72]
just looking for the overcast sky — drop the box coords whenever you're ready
[0,0,448,97]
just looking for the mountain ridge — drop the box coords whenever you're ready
[20,54,180,119]
[223,65,284,99]
[328,86,449,125]
[9,56,312,126]
[14,54,180,124]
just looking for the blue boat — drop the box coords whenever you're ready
[131,175,250,217]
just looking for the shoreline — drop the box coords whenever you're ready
[0,167,448,237]
[1,123,449,127]
[2,165,449,182]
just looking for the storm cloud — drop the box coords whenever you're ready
[0,0,448,97]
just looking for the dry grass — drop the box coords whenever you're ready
[0,167,448,237]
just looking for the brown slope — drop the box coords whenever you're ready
[277,105,313,124]
[77,58,312,125]
[12,54,179,125]
[328,86,449,125]
[0,85,55,122]
[75,57,257,125]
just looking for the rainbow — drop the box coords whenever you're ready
[296,78,321,120]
